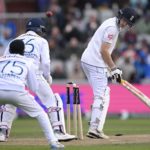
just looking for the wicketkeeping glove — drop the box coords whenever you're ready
[46,75,53,85]
[110,67,122,83]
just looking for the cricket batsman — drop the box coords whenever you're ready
[81,7,138,139]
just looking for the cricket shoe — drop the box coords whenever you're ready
[0,129,7,142]
[86,128,109,139]
[54,130,77,142]
[50,141,64,150]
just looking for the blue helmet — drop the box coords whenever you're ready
[118,8,138,27]
[26,18,46,35]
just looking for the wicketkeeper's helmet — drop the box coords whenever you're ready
[26,18,46,35]
[118,8,138,27]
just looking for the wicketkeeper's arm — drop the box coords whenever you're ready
[40,39,52,83]
[27,63,39,92]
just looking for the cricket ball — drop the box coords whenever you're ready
[46,11,53,17]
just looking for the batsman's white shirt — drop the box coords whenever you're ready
[81,17,119,68]
[4,31,51,80]
[0,54,37,92]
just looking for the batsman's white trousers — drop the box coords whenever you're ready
[81,62,110,131]
[0,90,57,143]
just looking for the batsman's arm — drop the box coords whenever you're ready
[101,42,116,70]
[101,27,118,70]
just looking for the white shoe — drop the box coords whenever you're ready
[50,141,64,149]
[54,130,77,141]
[0,131,7,142]
[86,128,109,139]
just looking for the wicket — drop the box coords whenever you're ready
[66,82,84,140]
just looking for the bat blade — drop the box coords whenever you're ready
[121,79,150,107]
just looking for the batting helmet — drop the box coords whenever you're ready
[118,8,138,27]
[26,18,46,35]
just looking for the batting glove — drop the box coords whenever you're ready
[110,67,122,83]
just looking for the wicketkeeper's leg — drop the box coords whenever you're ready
[35,76,63,131]
[36,75,76,141]
[48,93,76,141]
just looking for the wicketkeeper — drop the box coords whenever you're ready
[0,18,75,142]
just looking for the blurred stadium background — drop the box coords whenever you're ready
[0,0,150,119]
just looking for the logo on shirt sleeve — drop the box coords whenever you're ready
[108,34,113,40]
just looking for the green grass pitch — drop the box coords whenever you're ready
[0,117,150,150]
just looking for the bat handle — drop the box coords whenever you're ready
[121,79,125,84]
